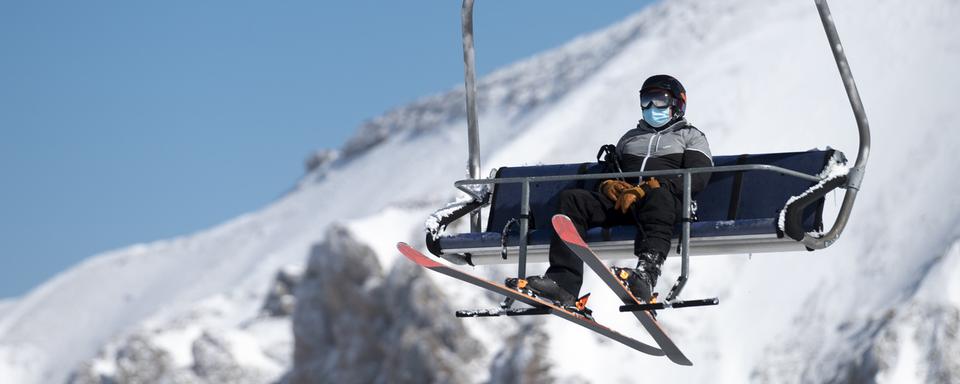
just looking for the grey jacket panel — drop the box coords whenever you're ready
[613,119,714,194]
[615,119,713,170]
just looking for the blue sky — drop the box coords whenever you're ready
[0,1,652,298]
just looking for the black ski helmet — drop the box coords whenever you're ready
[640,74,686,119]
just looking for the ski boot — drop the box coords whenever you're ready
[505,276,592,318]
[613,250,666,304]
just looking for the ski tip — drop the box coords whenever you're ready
[551,214,571,227]
[551,214,588,247]
[397,242,442,268]
[674,357,694,366]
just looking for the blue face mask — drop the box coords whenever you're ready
[643,106,672,128]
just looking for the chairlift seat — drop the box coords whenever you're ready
[432,150,840,265]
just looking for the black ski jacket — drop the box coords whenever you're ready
[615,118,713,195]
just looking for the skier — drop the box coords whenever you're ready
[525,75,713,306]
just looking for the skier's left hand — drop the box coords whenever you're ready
[614,178,660,213]
[600,179,633,202]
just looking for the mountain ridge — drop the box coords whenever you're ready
[3,0,960,382]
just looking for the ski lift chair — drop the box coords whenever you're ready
[425,148,849,300]
[422,0,869,303]
[428,149,845,264]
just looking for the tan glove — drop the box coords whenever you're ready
[614,178,661,213]
[599,179,633,202]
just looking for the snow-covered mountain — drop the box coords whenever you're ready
[3,0,959,382]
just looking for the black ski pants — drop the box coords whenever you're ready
[545,185,680,296]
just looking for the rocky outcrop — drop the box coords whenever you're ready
[114,335,176,383]
[753,240,960,384]
[260,266,304,318]
[304,149,339,174]
[837,304,960,384]
[190,330,275,384]
[67,333,175,384]
[486,323,555,384]
[64,267,301,384]
[67,329,279,384]
[289,224,483,384]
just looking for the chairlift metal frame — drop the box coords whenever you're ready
[446,0,869,302]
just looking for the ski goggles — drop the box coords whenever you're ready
[639,90,675,109]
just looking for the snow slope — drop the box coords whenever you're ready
[2,0,959,382]
[0,299,12,317]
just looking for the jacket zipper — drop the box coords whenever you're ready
[639,131,661,172]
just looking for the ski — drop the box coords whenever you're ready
[397,242,663,357]
[552,214,694,366]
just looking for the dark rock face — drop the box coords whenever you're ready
[65,362,106,384]
[917,306,960,384]
[289,225,483,384]
[261,267,304,318]
[752,302,960,384]
[115,335,174,384]
[67,329,277,384]
[833,305,960,384]
[67,334,174,384]
[192,331,264,384]
[486,323,555,384]
[304,149,339,173]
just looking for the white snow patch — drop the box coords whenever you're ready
[151,325,204,368]
[242,316,293,367]
[877,321,923,384]
[425,193,485,238]
[218,329,284,375]
[0,343,45,384]
[344,206,429,270]
[914,239,960,307]
[90,344,117,377]
[777,154,851,233]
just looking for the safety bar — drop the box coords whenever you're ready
[806,0,870,249]
[451,163,827,301]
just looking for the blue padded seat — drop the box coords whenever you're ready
[436,150,838,263]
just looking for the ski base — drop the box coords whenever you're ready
[552,214,694,366]
[620,298,719,312]
[456,307,551,318]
